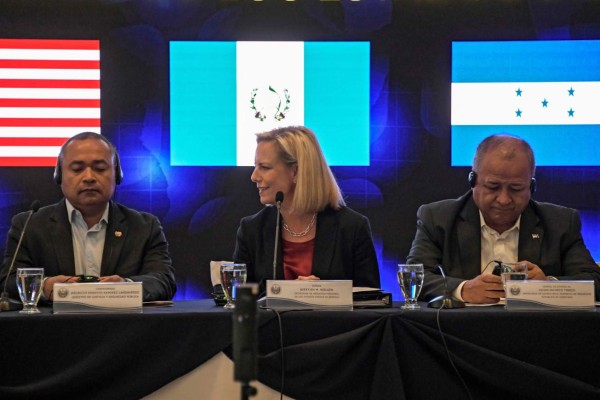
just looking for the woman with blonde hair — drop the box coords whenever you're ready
[233,126,380,291]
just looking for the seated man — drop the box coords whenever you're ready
[0,132,176,302]
[407,134,600,304]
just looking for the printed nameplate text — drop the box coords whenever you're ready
[53,282,143,314]
[266,280,353,310]
[505,280,594,311]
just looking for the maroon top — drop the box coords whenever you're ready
[283,237,315,280]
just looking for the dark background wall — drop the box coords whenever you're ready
[1,0,599,300]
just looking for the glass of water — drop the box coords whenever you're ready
[220,263,247,309]
[16,268,44,314]
[501,262,528,290]
[398,264,424,310]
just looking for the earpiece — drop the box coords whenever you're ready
[468,171,536,194]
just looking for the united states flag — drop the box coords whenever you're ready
[0,39,100,167]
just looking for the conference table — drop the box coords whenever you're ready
[1,300,600,400]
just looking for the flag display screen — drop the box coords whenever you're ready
[451,40,600,166]
[0,39,101,167]
[170,41,370,166]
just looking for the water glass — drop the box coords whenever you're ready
[398,264,424,310]
[16,268,44,314]
[220,263,247,309]
[501,262,528,290]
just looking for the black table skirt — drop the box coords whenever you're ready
[1,301,600,400]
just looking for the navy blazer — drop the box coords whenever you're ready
[407,191,600,300]
[0,199,177,301]
[233,206,380,292]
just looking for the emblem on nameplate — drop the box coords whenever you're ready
[271,283,281,295]
[57,287,69,298]
[510,286,521,296]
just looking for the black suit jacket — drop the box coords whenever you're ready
[233,206,380,292]
[407,191,600,300]
[0,199,176,301]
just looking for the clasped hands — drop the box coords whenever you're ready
[43,274,126,300]
[461,261,547,304]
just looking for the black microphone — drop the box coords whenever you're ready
[427,264,465,309]
[272,191,283,280]
[0,200,41,312]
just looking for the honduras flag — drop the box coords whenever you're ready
[170,41,370,166]
[451,40,600,166]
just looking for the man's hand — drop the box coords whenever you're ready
[518,260,547,280]
[461,274,504,304]
[99,275,126,283]
[42,275,78,300]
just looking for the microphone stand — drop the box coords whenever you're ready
[272,192,283,280]
[427,264,465,309]
[0,201,41,312]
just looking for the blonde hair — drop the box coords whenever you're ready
[256,126,345,214]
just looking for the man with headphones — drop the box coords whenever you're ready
[0,132,176,302]
[407,134,600,304]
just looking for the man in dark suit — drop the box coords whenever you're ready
[0,132,176,302]
[408,134,600,304]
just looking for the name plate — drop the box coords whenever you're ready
[505,280,595,311]
[53,282,143,314]
[266,280,353,310]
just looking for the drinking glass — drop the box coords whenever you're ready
[398,264,424,310]
[16,268,44,314]
[501,262,528,290]
[220,263,247,309]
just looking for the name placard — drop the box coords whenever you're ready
[52,282,143,314]
[505,280,595,311]
[265,280,353,310]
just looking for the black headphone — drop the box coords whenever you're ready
[468,171,536,194]
[53,133,124,186]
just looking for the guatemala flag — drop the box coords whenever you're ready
[451,40,600,166]
[170,41,370,166]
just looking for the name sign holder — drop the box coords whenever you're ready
[265,280,353,310]
[505,280,595,311]
[53,282,143,314]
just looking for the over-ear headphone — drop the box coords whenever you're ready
[53,133,124,186]
[468,171,536,194]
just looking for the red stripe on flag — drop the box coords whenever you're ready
[0,99,100,107]
[0,118,100,127]
[0,79,99,89]
[0,157,57,167]
[0,59,100,69]
[0,39,99,50]
[0,137,69,146]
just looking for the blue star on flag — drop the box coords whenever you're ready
[516,109,522,117]
[516,88,522,96]
[568,87,575,96]
[568,108,575,117]
[541,99,548,107]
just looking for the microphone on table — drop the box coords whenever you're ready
[272,191,283,280]
[0,200,41,312]
[427,264,465,309]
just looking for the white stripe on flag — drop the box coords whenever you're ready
[0,68,100,80]
[236,41,305,166]
[0,107,100,118]
[0,127,101,137]
[452,82,600,125]
[0,146,62,157]
[0,88,100,99]
[0,49,99,61]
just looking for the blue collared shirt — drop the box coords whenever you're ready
[66,200,109,277]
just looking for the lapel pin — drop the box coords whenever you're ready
[115,231,123,238]
[532,233,540,239]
